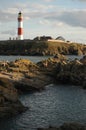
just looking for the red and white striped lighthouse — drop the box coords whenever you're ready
[18,11,23,40]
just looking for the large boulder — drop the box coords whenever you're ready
[0,77,27,118]
[56,56,86,87]
[80,55,86,64]
[0,59,53,92]
[8,58,38,73]
[37,54,67,76]
[37,55,86,88]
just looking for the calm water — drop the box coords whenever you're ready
[0,56,51,63]
[0,85,86,130]
[0,55,85,130]
[0,55,83,63]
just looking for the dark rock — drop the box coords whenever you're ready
[0,59,53,92]
[80,55,86,64]
[55,56,86,87]
[0,54,86,95]
[60,122,86,130]
[0,77,27,118]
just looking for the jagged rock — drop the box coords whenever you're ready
[13,73,53,92]
[8,59,38,73]
[37,54,67,76]
[0,55,86,95]
[80,55,86,64]
[0,77,27,118]
[37,55,86,87]
[0,59,53,92]
[56,56,86,87]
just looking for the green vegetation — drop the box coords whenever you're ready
[0,40,85,55]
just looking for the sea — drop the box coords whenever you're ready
[0,55,86,130]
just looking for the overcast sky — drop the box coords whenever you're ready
[0,0,86,43]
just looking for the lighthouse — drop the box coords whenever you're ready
[18,11,23,40]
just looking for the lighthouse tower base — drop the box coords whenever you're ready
[18,35,23,40]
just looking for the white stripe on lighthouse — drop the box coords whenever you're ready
[18,35,23,40]
[18,21,23,28]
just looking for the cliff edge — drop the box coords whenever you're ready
[0,40,86,55]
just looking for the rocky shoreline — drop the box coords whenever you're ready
[0,77,27,118]
[37,54,86,88]
[0,54,86,117]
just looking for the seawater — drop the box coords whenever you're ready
[0,56,51,63]
[0,55,83,62]
[0,55,85,130]
[0,85,86,130]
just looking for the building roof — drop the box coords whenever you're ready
[34,36,53,41]
[56,36,65,41]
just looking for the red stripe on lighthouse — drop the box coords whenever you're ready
[18,17,23,21]
[18,28,23,35]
